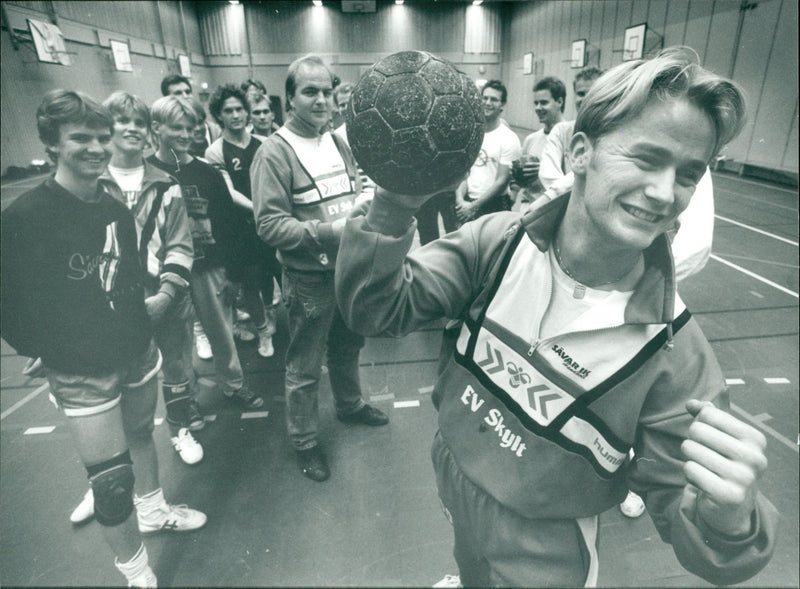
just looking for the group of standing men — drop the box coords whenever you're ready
[1,47,779,589]
[2,57,387,587]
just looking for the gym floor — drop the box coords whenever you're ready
[1,171,798,587]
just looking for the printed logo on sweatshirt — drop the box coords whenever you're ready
[550,344,591,379]
[67,222,121,297]
[474,337,573,426]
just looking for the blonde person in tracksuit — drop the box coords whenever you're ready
[336,48,777,587]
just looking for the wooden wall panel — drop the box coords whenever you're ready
[703,2,738,77]
[0,1,209,172]
[739,0,798,171]
[684,0,714,62]
[243,2,470,56]
[783,103,799,172]
[51,1,159,39]
[503,0,797,173]
[1,1,796,174]
[724,0,782,161]
[663,0,690,47]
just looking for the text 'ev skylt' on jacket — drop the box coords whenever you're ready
[250,128,362,272]
[99,161,193,290]
[335,193,777,585]
[1,178,152,375]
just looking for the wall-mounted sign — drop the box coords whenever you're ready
[27,18,70,65]
[624,23,647,61]
[110,39,133,72]
[571,39,586,68]
[178,54,191,78]
[523,52,533,75]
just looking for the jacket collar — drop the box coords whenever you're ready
[99,159,176,190]
[519,193,677,325]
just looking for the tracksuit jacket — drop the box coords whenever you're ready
[250,127,362,272]
[99,161,193,292]
[335,193,777,585]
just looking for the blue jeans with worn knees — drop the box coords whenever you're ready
[191,266,244,391]
[283,268,365,450]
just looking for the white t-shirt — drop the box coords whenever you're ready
[107,164,145,209]
[466,123,521,198]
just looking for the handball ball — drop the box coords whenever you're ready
[345,50,485,196]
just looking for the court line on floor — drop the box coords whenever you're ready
[709,254,798,298]
[715,214,798,246]
[719,190,799,213]
[712,253,799,269]
[730,403,798,453]
[1,382,48,421]
[714,173,799,195]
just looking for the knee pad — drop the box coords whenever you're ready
[87,450,135,527]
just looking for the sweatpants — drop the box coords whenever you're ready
[431,431,599,587]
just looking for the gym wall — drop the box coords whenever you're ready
[1,0,796,176]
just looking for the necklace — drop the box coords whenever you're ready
[552,240,636,299]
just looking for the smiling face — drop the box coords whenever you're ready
[533,89,563,131]
[573,78,594,112]
[570,97,714,253]
[153,115,195,156]
[219,96,247,132]
[50,122,112,181]
[481,86,504,123]
[111,110,148,157]
[288,63,333,132]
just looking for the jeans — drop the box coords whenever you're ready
[282,267,365,450]
[191,266,243,391]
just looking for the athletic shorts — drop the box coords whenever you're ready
[44,340,162,417]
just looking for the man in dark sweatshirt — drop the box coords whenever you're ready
[1,89,205,588]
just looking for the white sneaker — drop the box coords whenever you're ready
[433,574,461,588]
[171,428,203,465]
[195,330,212,360]
[257,327,274,358]
[233,322,256,342]
[619,490,646,518]
[69,488,95,524]
[137,501,207,534]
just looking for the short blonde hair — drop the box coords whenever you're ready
[103,91,150,126]
[575,46,745,159]
[150,95,198,126]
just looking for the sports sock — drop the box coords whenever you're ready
[114,542,151,582]
[134,487,167,515]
